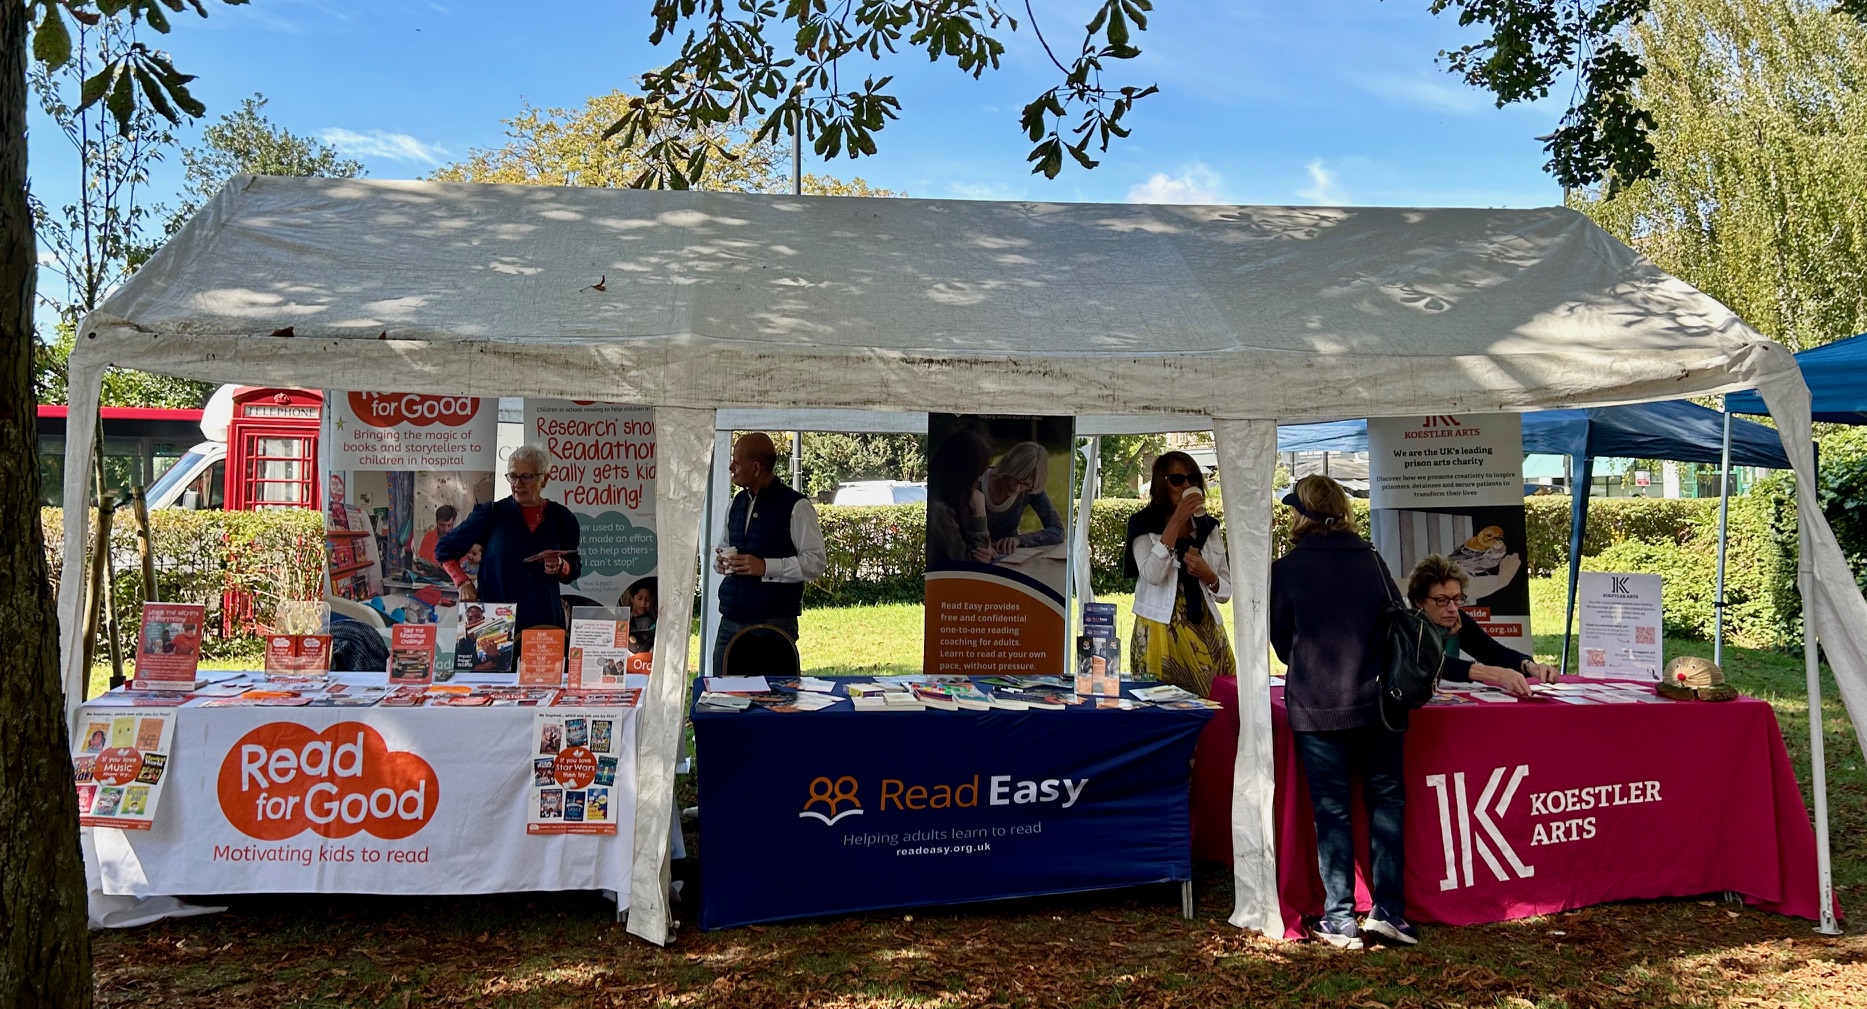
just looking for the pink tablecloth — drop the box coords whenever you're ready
[1190,676,1833,937]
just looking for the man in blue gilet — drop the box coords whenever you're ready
[712,432,827,673]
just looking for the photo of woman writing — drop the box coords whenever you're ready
[437,443,581,634]
[979,441,1064,556]
[1126,451,1234,697]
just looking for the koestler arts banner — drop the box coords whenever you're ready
[521,401,657,610]
[324,393,498,672]
[1368,414,1532,653]
[88,707,637,898]
[923,415,1074,676]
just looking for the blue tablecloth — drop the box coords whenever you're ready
[690,678,1214,929]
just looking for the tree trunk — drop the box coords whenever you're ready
[0,2,95,1005]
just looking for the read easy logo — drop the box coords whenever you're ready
[347,392,482,429]
[217,722,439,840]
[801,775,863,825]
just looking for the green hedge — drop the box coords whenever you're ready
[43,508,327,661]
[41,488,1812,658]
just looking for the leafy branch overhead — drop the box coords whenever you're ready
[27,0,250,134]
[614,0,1158,188]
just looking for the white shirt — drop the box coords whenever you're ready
[1130,527,1232,625]
[720,492,827,585]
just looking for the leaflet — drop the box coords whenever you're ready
[527,709,626,835]
[74,709,174,830]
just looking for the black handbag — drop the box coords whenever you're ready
[1367,548,1447,732]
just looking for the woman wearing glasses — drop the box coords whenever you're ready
[1407,554,1558,695]
[437,443,582,633]
[1126,451,1234,696]
[980,441,1065,556]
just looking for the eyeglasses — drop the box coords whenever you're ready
[1424,593,1468,607]
[1165,473,1197,487]
[506,472,542,483]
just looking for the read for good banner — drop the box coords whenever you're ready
[521,401,658,608]
[1577,572,1664,680]
[87,706,636,898]
[923,414,1074,676]
[74,709,173,830]
[527,709,627,835]
[1368,414,1532,652]
[323,392,498,673]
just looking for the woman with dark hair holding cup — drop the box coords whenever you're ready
[1269,474,1415,950]
[1125,451,1234,696]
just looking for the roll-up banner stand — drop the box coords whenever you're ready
[924,415,1076,676]
[1367,414,1532,653]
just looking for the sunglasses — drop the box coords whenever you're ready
[1165,473,1198,487]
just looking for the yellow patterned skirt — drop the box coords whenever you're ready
[1130,590,1236,698]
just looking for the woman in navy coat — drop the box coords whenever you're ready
[437,443,581,632]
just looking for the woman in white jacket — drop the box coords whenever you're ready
[1125,451,1235,696]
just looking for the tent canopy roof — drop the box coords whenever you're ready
[81,176,1792,422]
[1726,333,1867,425]
[1279,399,1790,468]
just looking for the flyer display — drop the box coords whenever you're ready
[528,709,625,835]
[523,400,658,612]
[1577,572,1664,680]
[567,608,649,686]
[923,414,1074,677]
[1368,413,1532,653]
[73,709,174,830]
[133,603,206,690]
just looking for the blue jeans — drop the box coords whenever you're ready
[711,614,800,675]
[1294,725,1406,926]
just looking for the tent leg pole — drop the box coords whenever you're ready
[1806,631,1841,935]
[1714,409,1732,666]
[1181,879,1193,920]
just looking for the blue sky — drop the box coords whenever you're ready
[29,1,1567,234]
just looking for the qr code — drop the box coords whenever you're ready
[1584,648,1607,668]
[1635,626,1657,645]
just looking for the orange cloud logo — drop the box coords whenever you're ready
[217,722,439,840]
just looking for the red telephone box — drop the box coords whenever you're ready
[225,388,324,510]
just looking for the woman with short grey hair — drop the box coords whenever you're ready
[438,442,581,633]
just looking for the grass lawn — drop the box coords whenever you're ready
[88,576,1867,1007]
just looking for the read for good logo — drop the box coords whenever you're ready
[218,722,439,840]
[347,392,482,429]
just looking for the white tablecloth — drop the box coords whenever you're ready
[81,695,637,926]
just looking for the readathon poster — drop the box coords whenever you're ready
[324,393,498,671]
[923,414,1074,677]
[1368,413,1532,653]
[521,400,658,610]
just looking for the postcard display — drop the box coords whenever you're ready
[323,392,499,674]
[1577,571,1664,680]
[1367,414,1533,653]
[82,697,639,907]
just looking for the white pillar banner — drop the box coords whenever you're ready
[59,338,109,719]
[625,406,715,945]
[1213,417,1283,937]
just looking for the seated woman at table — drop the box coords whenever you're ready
[1270,474,1413,950]
[1406,554,1558,697]
[980,441,1064,556]
[1126,451,1234,697]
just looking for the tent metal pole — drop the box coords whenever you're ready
[1714,408,1733,666]
[1560,455,1593,675]
[1807,628,1840,934]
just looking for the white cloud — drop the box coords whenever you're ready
[1296,160,1347,204]
[947,181,1029,201]
[1349,73,1489,115]
[1125,164,1226,205]
[319,128,447,166]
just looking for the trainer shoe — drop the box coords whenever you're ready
[1361,908,1419,946]
[1310,918,1364,950]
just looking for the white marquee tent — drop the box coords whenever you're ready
[59,177,1867,943]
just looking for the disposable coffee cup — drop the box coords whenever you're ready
[714,544,737,573]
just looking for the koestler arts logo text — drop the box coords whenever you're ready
[216,722,439,840]
[347,392,482,429]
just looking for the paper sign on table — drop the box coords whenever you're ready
[389,624,439,685]
[74,708,173,830]
[1577,572,1663,681]
[519,628,567,686]
[527,709,624,835]
[131,602,206,691]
